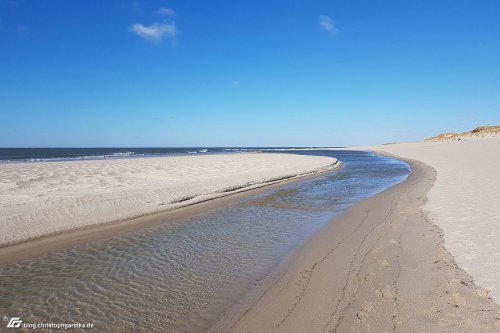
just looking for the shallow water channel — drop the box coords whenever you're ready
[0,150,410,332]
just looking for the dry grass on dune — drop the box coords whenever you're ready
[426,125,500,142]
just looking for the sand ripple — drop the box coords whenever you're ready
[0,153,338,246]
[0,151,408,332]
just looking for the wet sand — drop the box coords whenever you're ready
[214,156,500,332]
[2,148,499,332]
[359,137,500,304]
[0,151,402,333]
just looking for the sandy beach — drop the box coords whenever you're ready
[3,2,499,331]
[0,153,339,247]
[213,138,500,332]
[364,137,500,304]
[1,142,499,332]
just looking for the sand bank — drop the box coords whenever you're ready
[214,155,500,332]
[0,153,339,247]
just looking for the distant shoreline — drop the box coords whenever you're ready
[0,147,346,163]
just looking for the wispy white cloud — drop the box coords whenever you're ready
[130,22,177,43]
[157,7,175,16]
[131,6,178,44]
[319,15,338,35]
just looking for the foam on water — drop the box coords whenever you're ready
[0,148,236,163]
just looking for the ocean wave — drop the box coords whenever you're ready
[0,147,284,163]
[3,152,148,163]
[104,152,137,157]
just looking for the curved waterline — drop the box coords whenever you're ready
[0,151,410,333]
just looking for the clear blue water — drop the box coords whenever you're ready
[0,150,410,333]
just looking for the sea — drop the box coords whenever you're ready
[0,147,324,163]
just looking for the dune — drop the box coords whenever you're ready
[0,153,340,247]
[425,125,500,142]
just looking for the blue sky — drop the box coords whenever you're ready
[1,0,499,147]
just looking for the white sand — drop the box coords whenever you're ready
[0,153,339,247]
[356,137,500,303]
